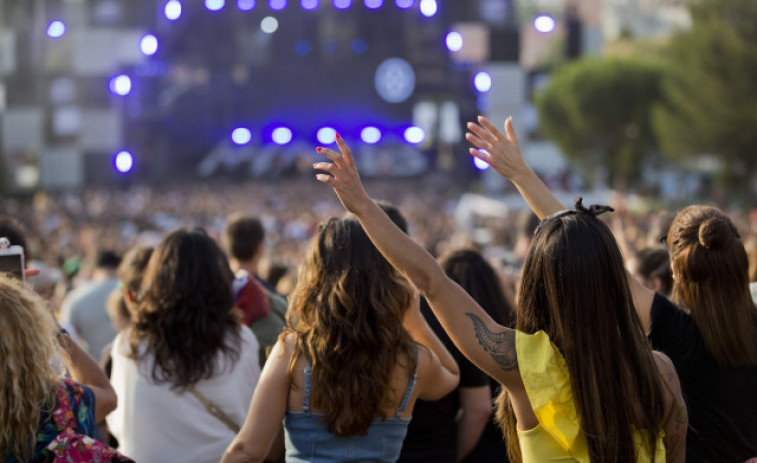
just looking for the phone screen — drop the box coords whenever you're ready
[0,254,24,280]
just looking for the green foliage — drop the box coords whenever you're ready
[653,0,757,194]
[536,58,667,188]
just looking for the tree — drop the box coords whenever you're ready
[536,58,667,189]
[653,0,757,198]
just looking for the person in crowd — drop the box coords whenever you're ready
[313,132,686,462]
[222,216,460,463]
[223,213,288,367]
[0,275,126,461]
[464,116,757,461]
[630,247,674,298]
[441,249,514,463]
[748,243,757,304]
[59,249,122,359]
[107,228,261,463]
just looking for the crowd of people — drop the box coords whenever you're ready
[1,116,757,462]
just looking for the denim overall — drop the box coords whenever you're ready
[284,359,418,463]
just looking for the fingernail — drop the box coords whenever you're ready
[316,147,322,152]
[335,133,341,140]
[467,122,474,127]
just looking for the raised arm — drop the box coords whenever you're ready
[466,116,655,330]
[314,137,520,389]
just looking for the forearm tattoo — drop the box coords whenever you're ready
[466,313,518,372]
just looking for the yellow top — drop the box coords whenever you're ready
[515,330,665,463]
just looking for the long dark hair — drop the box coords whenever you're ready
[283,217,416,436]
[499,209,665,462]
[130,228,241,389]
[667,205,757,368]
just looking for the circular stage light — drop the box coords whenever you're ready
[114,151,134,173]
[46,21,66,38]
[272,126,293,145]
[419,0,436,17]
[164,0,182,20]
[474,71,492,92]
[109,74,132,96]
[374,57,415,103]
[231,127,252,145]
[206,0,225,11]
[534,15,556,33]
[445,31,463,52]
[140,34,159,56]
[404,126,425,144]
[333,0,352,9]
[238,0,256,10]
[361,127,382,144]
[317,127,337,144]
[261,16,279,33]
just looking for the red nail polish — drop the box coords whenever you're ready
[335,133,341,139]
[316,147,322,152]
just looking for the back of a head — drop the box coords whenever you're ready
[0,276,60,461]
[634,247,674,297]
[440,249,514,326]
[506,205,664,462]
[667,205,757,368]
[117,246,154,295]
[95,250,122,270]
[286,217,415,437]
[222,213,264,262]
[133,228,240,389]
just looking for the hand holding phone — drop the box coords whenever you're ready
[0,237,25,281]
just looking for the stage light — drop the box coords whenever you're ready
[361,127,381,144]
[109,74,132,96]
[474,152,490,170]
[419,0,436,17]
[375,58,415,103]
[351,38,367,54]
[445,31,462,52]
[404,126,425,144]
[317,127,337,144]
[333,0,352,8]
[474,71,492,92]
[261,16,279,33]
[534,15,556,33]
[364,0,383,9]
[269,0,287,10]
[272,126,293,145]
[164,0,182,20]
[206,0,225,10]
[231,127,252,145]
[140,34,159,56]
[394,0,413,9]
[301,0,319,9]
[295,40,311,55]
[114,151,134,173]
[46,21,66,38]
[238,0,256,10]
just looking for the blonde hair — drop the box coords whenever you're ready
[0,276,61,461]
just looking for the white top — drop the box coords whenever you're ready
[107,326,261,463]
[751,282,757,305]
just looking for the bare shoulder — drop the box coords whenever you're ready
[652,351,678,390]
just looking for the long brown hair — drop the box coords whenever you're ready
[667,205,757,368]
[283,217,416,436]
[497,208,666,462]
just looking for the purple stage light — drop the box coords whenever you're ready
[164,0,182,20]
[109,74,132,96]
[140,34,159,56]
[317,127,337,144]
[46,21,66,38]
[360,127,381,144]
[364,0,383,9]
[272,126,293,145]
[301,0,319,9]
[394,0,413,8]
[404,126,425,144]
[114,151,134,173]
[474,71,492,92]
[238,0,256,10]
[419,0,436,17]
[445,31,462,52]
[333,0,352,8]
[269,0,287,10]
[231,127,252,145]
[473,152,490,170]
[205,0,225,11]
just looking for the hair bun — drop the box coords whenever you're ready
[698,217,735,249]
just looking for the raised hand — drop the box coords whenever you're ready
[313,135,372,214]
[466,116,529,181]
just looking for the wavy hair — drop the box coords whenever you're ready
[283,217,416,436]
[667,205,757,368]
[130,228,241,390]
[0,276,61,461]
[497,210,666,463]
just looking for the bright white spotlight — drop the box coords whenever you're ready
[140,34,159,56]
[301,0,319,9]
[404,126,425,144]
[238,0,256,10]
[361,127,381,144]
[272,127,293,145]
[474,71,492,92]
[394,0,413,8]
[269,0,287,10]
[316,127,337,144]
[206,0,225,10]
[445,31,463,52]
[114,151,134,173]
[473,153,490,170]
[534,15,556,33]
[164,0,182,20]
[231,127,252,145]
[261,16,279,33]
[419,0,436,17]
[109,75,132,96]
[46,21,66,38]
[333,0,352,8]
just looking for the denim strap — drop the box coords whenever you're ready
[303,364,312,413]
[395,346,418,418]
